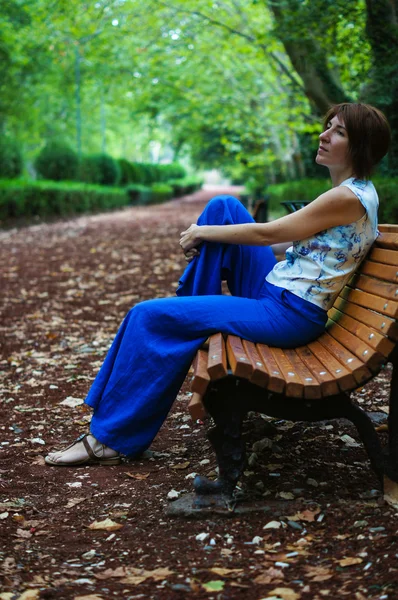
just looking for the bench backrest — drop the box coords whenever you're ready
[191,225,398,401]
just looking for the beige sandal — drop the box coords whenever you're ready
[45,434,121,466]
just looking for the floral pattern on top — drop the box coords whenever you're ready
[266,178,379,310]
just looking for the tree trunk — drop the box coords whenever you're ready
[365,0,398,174]
[268,0,351,115]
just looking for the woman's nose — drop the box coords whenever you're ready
[319,129,329,141]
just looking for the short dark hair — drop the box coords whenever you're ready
[323,103,391,180]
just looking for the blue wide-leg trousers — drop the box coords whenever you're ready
[87,196,326,456]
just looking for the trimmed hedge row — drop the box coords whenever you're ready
[0,176,204,222]
[266,177,398,223]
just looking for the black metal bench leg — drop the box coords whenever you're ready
[338,396,385,485]
[193,378,247,504]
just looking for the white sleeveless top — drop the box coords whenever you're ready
[265,178,379,310]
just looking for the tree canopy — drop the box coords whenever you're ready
[1,0,397,179]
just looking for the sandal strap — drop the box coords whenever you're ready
[82,435,101,460]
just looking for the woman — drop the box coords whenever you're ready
[45,102,391,466]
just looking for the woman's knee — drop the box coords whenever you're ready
[199,195,242,225]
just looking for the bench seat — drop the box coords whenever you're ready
[188,224,398,504]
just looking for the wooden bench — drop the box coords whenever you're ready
[189,224,398,505]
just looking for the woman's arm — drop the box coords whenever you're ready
[180,187,365,252]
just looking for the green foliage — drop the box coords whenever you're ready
[265,177,398,223]
[0,179,128,222]
[88,154,121,186]
[0,136,23,178]
[126,184,153,205]
[118,158,136,185]
[158,163,187,181]
[78,155,102,185]
[34,142,79,182]
[168,177,204,197]
[150,182,173,203]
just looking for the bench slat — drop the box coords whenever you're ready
[340,286,398,318]
[317,331,372,385]
[207,333,228,380]
[191,349,210,395]
[326,320,385,374]
[306,339,357,391]
[242,340,269,387]
[333,296,398,341]
[256,344,285,394]
[295,345,339,397]
[379,224,398,232]
[328,307,395,358]
[349,273,398,302]
[226,335,253,378]
[269,348,304,398]
[284,349,322,399]
[374,232,398,250]
[368,246,398,267]
[360,260,398,283]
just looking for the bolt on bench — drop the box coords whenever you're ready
[189,224,398,506]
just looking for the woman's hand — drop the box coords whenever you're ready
[183,248,201,263]
[180,224,202,252]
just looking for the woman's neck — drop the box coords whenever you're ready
[329,166,356,187]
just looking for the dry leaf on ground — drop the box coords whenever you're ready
[269,587,300,600]
[254,567,284,584]
[210,567,244,577]
[126,472,150,480]
[87,518,123,531]
[338,557,363,567]
[120,566,174,584]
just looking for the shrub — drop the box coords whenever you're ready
[88,154,121,186]
[168,176,203,197]
[77,155,102,185]
[126,184,152,205]
[0,136,23,179]
[265,177,398,222]
[150,183,173,203]
[0,179,128,223]
[34,141,79,181]
[118,158,136,185]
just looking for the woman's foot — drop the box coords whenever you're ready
[45,433,121,466]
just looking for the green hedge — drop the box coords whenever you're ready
[0,137,23,179]
[0,179,128,221]
[266,178,398,223]
[0,174,203,224]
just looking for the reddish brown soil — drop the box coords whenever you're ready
[0,187,397,600]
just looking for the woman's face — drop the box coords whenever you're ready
[315,114,352,172]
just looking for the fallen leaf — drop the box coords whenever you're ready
[338,557,363,567]
[66,497,87,508]
[15,591,40,600]
[125,472,150,480]
[304,565,333,582]
[73,596,103,600]
[279,492,295,500]
[210,568,244,577]
[269,587,300,600]
[87,519,123,532]
[31,456,46,466]
[202,581,225,592]
[263,520,282,530]
[59,396,84,408]
[171,461,190,470]
[254,567,284,584]
[384,475,398,509]
[16,528,32,539]
[120,567,174,584]
[94,566,126,580]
